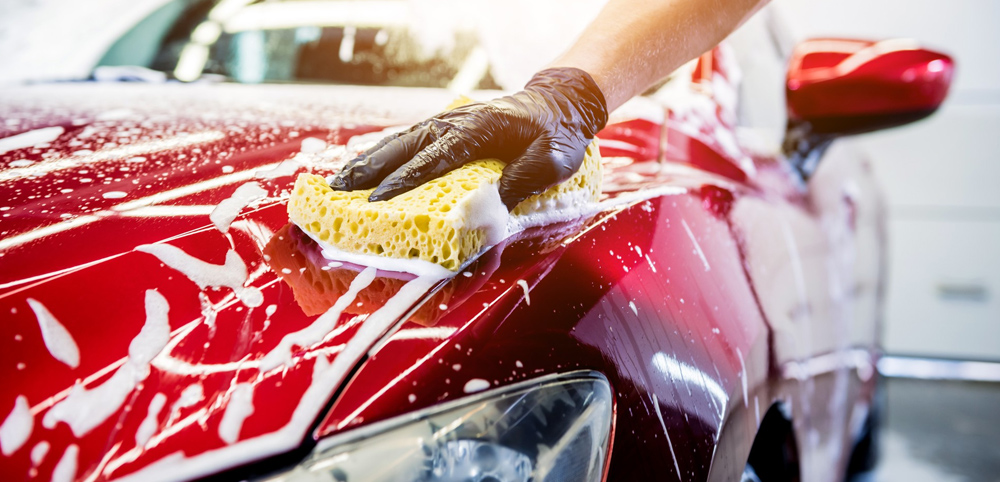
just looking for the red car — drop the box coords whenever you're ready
[0,2,952,481]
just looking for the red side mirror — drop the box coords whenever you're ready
[786,38,954,135]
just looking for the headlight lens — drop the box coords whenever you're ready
[261,373,613,482]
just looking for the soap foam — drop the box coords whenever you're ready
[289,141,601,274]
[136,244,262,307]
[218,384,254,444]
[112,271,443,482]
[51,444,78,482]
[254,159,302,180]
[303,230,455,279]
[0,395,32,456]
[463,378,490,393]
[27,298,80,369]
[299,137,327,154]
[43,290,170,437]
[0,126,64,155]
[135,393,167,447]
[30,441,49,466]
[211,182,267,234]
[258,267,377,371]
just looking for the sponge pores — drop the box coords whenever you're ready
[287,141,601,271]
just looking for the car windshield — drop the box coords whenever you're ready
[97,0,502,89]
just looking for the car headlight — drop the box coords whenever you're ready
[260,372,613,482]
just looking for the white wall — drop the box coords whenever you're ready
[776,0,1000,360]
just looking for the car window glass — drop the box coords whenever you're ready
[97,0,501,90]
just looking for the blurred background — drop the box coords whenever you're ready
[1,0,997,480]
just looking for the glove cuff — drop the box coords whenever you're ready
[525,67,609,138]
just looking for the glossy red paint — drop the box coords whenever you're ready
[0,84,464,481]
[786,38,954,121]
[316,188,770,481]
[0,40,888,482]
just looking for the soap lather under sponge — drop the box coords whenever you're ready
[287,141,602,273]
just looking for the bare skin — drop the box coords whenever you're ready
[551,0,770,111]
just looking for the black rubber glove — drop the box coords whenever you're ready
[329,67,608,211]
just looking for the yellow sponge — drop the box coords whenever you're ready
[288,141,601,272]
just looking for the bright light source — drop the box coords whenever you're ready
[339,26,356,63]
[192,21,223,45]
[174,44,210,81]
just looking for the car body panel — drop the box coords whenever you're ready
[0,45,882,482]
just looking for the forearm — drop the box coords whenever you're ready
[550,0,769,111]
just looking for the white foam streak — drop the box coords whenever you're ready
[0,126,63,155]
[254,159,302,180]
[30,441,49,466]
[258,267,377,371]
[27,298,80,369]
[210,182,267,233]
[166,384,204,426]
[43,364,139,437]
[0,131,224,183]
[307,231,454,278]
[131,291,172,364]
[0,395,32,456]
[175,385,204,411]
[112,273,441,482]
[136,393,167,447]
[218,384,254,444]
[51,444,78,482]
[299,137,326,153]
[463,378,490,394]
[42,290,171,437]
[516,279,530,305]
[136,244,262,307]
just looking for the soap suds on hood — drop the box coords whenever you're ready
[101,191,128,199]
[218,384,254,444]
[27,298,80,369]
[305,231,454,279]
[516,279,530,305]
[135,393,167,447]
[463,378,490,393]
[210,182,267,234]
[43,290,171,437]
[166,384,204,426]
[254,159,302,180]
[136,244,263,307]
[0,126,63,155]
[30,441,49,466]
[108,272,442,482]
[299,137,326,153]
[258,267,377,371]
[51,444,78,482]
[0,395,32,456]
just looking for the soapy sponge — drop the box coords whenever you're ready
[288,141,601,271]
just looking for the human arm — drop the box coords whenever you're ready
[551,0,768,112]
[331,0,769,209]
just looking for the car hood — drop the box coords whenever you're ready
[0,82,739,481]
[0,82,495,481]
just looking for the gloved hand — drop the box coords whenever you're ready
[329,67,608,211]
